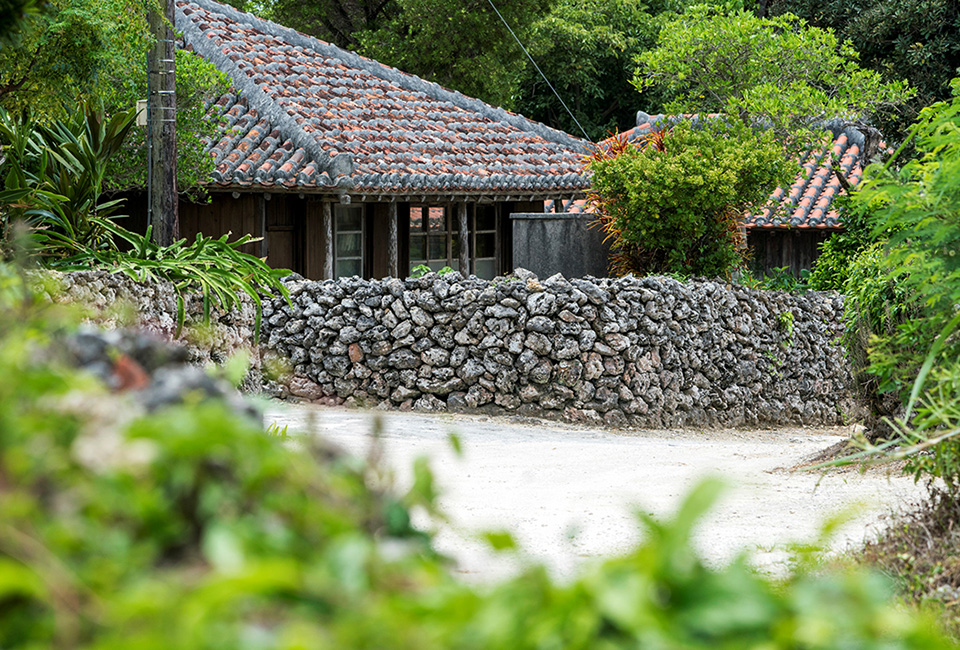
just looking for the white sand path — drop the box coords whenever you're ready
[265,403,924,582]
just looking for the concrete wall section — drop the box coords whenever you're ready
[511,213,611,280]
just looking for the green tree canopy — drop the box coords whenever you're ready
[0,0,152,116]
[635,6,914,146]
[355,0,551,107]
[768,0,960,142]
[0,0,230,194]
[227,0,393,50]
[0,0,41,40]
[511,0,680,141]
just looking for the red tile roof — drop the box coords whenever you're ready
[547,114,867,229]
[176,0,591,197]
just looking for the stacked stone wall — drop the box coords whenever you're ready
[264,271,853,428]
[47,270,259,374]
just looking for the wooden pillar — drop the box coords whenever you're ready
[147,0,178,246]
[458,202,469,275]
[322,201,334,280]
[387,202,399,278]
[257,194,268,258]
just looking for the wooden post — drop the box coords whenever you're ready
[387,202,399,278]
[458,202,469,275]
[147,0,178,246]
[257,194,268,258]
[322,201,334,280]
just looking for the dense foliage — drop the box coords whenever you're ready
[357,0,552,108]
[833,80,960,487]
[0,105,291,333]
[0,266,952,647]
[768,0,960,143]
[0,0,40,40]
[0,0,228,193]
[0,105,135,257]
[0,0,152,117]
[587,120,788,277]
[511,0,679,141]
[636,6,914,147]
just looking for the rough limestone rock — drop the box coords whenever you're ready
[262,271,853,428]
[45,270,260,384]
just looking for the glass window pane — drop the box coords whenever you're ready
[409,206,424,232]
[475,207,496,231]
[475,259,496,280]
[427,207,445,231]
[475,233,495,258]
[336,258,361,278]
[428,234,446,260]
[451,235,460,259]
[409,234,425,260]
[336,206,363,231]
[337,233,362,257]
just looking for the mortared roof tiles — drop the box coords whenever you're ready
[176,0,591,197]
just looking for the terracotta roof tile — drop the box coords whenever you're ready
[177,0,591,196]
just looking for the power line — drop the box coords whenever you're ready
[482,0,592,143]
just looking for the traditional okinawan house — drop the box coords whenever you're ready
[544,113,872,277]
[143,0,590,280]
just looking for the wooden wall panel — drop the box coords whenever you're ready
[303,200,326,280]
[264,195,305,275]
[239,195,258,255]
[511,200,545,213]
[178,201,199,242]
[747,229,833,277]
[266,232,296,271]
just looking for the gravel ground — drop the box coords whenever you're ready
[264,403,926,582]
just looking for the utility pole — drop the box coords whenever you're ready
[147,0,178,246]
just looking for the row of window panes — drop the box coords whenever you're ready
[332,205,497,280]
[335,205,363,279]
[408,205,497,279]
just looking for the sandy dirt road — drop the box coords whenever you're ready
[264,403,926,582]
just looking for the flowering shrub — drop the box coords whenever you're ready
[586,120,788,278]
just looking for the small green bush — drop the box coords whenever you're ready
[742,266,811,293]
[808,193,894,293]
[0,104,136,254]
[587,120,788,278]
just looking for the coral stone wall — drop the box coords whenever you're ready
[46,271,259,373]
[263,271,853,427]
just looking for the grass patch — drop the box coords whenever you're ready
[858,489,960,638]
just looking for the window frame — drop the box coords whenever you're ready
[333,204,365,279]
